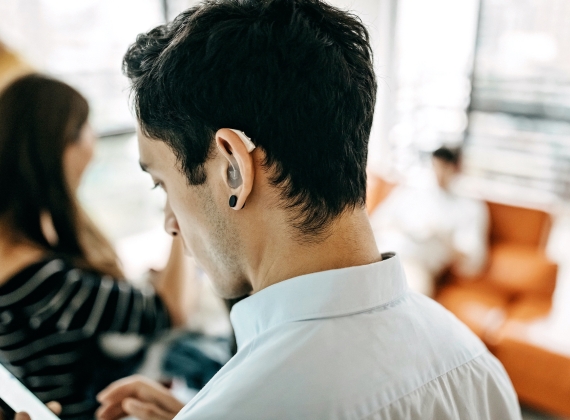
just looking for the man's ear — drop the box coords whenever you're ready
[215,128,255,210]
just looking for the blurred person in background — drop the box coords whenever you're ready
[0,74,195,419]
[370,147,489,297]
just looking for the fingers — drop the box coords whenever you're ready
[137,382,184,412]
[97,375,157,406]
[122,398,175,420]
[13,402,60,420]
[97,375,183,420]
[97,375,144,403]
[96,376,147,420]
[95,401,126,420]
[98,375,182,413]
[46,402,62,415]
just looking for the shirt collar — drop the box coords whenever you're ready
[230,253,408,350]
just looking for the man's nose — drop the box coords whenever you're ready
[164,200,180,237]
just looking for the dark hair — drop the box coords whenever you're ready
[432,147,461,166]
[0,74,123,278]
[123,0,376,238]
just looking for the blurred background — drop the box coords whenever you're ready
[1,0,569,418]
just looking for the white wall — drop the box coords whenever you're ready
[326,0,397,176]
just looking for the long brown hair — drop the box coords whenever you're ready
[0,74,124,278]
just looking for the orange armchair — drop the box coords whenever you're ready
[436,202,557,345]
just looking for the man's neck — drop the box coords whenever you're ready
[247,208,381,293]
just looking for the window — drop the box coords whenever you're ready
[0,0,164,135]
[463,0,570,206]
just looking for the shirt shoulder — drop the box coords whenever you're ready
[377,351,521,420]
[177,292,519,420]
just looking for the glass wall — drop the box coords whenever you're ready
[376,0,479,180]
[463,0,570,207]
[381,0,570,208]
[0,0,164,135]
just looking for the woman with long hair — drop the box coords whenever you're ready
[0,74,193,419]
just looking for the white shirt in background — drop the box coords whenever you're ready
[175,254,521,420]
[370,185,489,279]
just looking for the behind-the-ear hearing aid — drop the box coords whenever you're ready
[226,129,256,189]
[229,129,256,153]
[226,129,256,208]
[227,155,242,188]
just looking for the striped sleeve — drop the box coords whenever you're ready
[0,260,171,350]
[52,270,171,336]
[0,259,172,418]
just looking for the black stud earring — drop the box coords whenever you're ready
[229,195,238,208]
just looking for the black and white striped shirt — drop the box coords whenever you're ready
[0,257,170,419]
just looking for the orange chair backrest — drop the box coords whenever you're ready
[488,202,551,248]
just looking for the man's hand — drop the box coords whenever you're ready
[14,402,62,420]
[96,375,184,420]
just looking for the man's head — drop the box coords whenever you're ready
[125,0,376,297]
[432,147,461,191]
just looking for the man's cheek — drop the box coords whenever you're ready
[179,227,196,256]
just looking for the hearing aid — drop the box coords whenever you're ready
[226,129,256,208]
[226,129,256,188]
[229,129,256,153]
[227,155,243,188]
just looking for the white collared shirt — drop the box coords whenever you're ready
[175,254,521,420]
